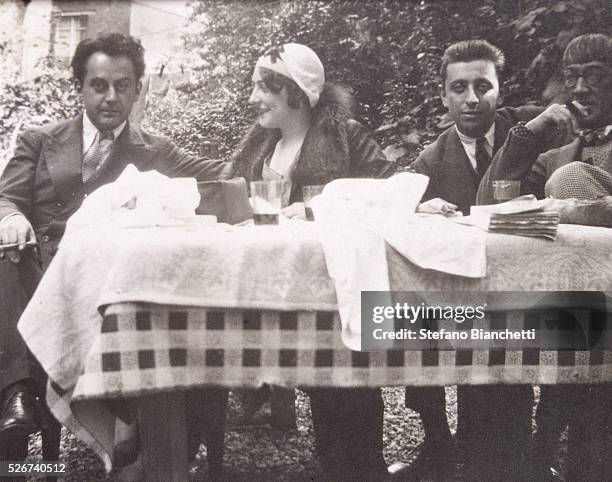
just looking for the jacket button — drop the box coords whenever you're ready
[41,235,50,242]
[56,202,62,207]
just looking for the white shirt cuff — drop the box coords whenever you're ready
[0,212,26,224]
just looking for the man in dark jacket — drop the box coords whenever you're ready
[0,33,229,443]
[477,33,612,203]
[404,40,541,480]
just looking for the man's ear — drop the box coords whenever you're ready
[135,79,142,96]
[440,85,448,108]
[73,78,82,92]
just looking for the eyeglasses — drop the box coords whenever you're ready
[563,66,607,88]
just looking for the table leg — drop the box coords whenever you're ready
[138,391,187,482]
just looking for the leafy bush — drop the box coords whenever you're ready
[1,1,608,168]
[0,56,80,170]
[143,0,609,165]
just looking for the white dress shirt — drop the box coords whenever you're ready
[82,112,126,154]
[455,124,495,171]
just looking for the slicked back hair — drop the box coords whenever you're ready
[562,33,612,67]
[71,32,145,86]
[440,40,505,84]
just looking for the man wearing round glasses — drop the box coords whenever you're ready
[478,33,612,203]
[477,33,612,481]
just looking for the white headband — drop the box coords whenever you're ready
[254,43,325,107]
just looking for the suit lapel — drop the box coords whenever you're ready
[493,112,513,152]
[448,128,480,188]
[44,116,83,205]
[449,114,514,188]
[85,123,158,191]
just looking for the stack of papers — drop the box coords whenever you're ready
[485,211,560,240]
[459,195,560,240]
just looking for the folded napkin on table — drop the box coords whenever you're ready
[311,173,487,350]
[67,164,200,230]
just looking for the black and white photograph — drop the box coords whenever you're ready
[0,0,611,480]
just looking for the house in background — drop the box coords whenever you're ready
[0,0,191,80]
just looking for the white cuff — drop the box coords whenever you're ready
[0,212,26,224]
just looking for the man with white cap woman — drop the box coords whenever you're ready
[230,43,394,479]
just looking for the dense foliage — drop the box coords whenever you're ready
[143,0,610,164]
[0,56,80,167]
[1,0,609,168]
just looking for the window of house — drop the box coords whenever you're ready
[54,14,88,63]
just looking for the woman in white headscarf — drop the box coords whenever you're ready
[230,44,392,479]
[231,42,394,217]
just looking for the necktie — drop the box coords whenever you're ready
[475,137,491,179]
[82,130,114,182]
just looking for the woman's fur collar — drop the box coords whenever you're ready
[231,83,358,183]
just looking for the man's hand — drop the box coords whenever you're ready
[417,198,459,216]
[543,196,612,228]
[525,103,579,149]
[281,202,306,220]
[0,214,35,263]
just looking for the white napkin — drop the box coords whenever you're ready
[67,164,200,230]
[311,173,486,351]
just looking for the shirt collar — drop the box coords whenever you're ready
[82,113,127,153]
[455,123,495,148]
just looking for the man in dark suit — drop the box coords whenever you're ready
[0,33,229,443]
[402,40,541,480]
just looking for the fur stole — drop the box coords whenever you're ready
[231,83,361,191]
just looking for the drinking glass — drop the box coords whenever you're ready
[250,180,282,225]
[492,180,521,203]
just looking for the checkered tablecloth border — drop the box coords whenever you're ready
[72,304,612,399]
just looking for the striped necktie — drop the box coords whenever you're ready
[82,130,114,182]
[475,137,491,179]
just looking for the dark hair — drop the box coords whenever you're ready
[71,33,146,85]
[440,40,505,83]
[258,67,309,109]
[562,33,612,67]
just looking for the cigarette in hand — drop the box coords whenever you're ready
[0,240,37,252]
[566,100,588,118]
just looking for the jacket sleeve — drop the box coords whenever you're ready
[152,139,233,181]
[346,120,395,179]
[411,148,437,203]
[0,129,41,221]
[476,106,548,204]
[477,127,549,204]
